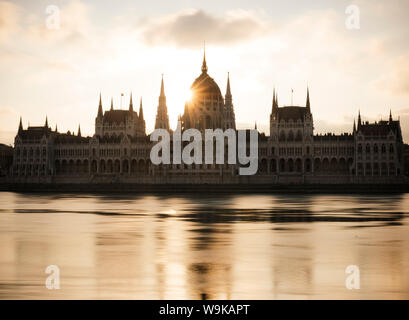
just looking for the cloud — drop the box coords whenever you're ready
[379,52,409,95]
[141,9,270,48]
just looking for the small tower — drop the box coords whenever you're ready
[18,117,23,134]
[306,87,311,111]
[45,116,48,128]
[225,72,232,105]
[77,124,81,137]
[98,93,103,118]
[389,109,393,122]
[224,72,236,130]
[129,92,134,112]
[358,110,362,129]
[155,74,170,130]
[270,87,279,139]
[95,93,104,137]
[138,97,146,136]
[110,97,113,111]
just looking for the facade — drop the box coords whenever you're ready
[0,143,13,176]
[8,53,408,184]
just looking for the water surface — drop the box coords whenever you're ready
[1,192,409,299]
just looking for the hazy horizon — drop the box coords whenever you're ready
[1,0,409,145]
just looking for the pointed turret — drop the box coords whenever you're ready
[223,72,236,130]
[226,72,231,96]
[129,92,134,112]
[98,93,103,117]
[255,121,257,130]
[389,109,393,122]
[225,72,232,105]
[358,110,362,128]
[55,124,58,132]
[138,97,146,136]
[276,90,279,107]
[155,74,170,130]
[160,73,165,97]
[110,97,113,111]
[353,119,356,133]
[77,124,81,137]
[272,87,278,112]
[201,43,208,74]
[306,86,310,111]
[18,117,23,134]
[45,116,48,128]
[139,97,144,120]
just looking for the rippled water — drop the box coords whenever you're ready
[1,191,409,299]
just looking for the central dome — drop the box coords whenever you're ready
[190,50,223,100]
[181,50,226,131]
[191,72,222,98]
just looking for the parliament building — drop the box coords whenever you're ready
[9,52,408,184]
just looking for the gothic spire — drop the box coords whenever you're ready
[98,93,103,117]
[160,74,165,97]
[18,117,23,133]
[226,72,231,96]
[155,75,170,130]
[272,87,277,112]
[55,124,58,132]
[389,109,393,122]
[77,124,81,137]
[353,119,356,132]
[275,91,278,108]
[358,110,362,128]
[129,92,134,112]
[201,42,208,74]
[45,116,48,128]
[139,97,144,120]
[110,97,113,111]
[306,86,310,110]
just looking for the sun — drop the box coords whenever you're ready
[184,88,193,102]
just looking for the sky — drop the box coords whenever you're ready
[1,0,409,145]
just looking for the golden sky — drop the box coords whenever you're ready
[1,0,409,144]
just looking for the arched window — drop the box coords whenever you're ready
[288,131,294,142]
[365,144,370,154]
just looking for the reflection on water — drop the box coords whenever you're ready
[1,192,409,299]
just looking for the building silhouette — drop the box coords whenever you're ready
[9,51,408,184]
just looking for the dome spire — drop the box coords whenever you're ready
[201,41,208,74]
